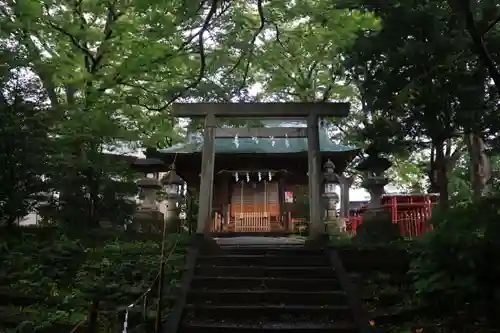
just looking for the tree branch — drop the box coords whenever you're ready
[92,1,122,73]
[44,16,97,69]
[482,13,500,36]
[321,64,338,102]
[223,0,266,96]
[306,61,319,81]
[149,0,217,111]
[451,0,500,91]
[236,0,266,93]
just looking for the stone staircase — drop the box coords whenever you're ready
[172,243,371,333]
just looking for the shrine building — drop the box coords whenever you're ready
[146,126,359,233]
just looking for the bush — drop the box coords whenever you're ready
[410,194,500,326]
[354,211,401,244]
[0,228,192,332]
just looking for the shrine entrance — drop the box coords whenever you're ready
[171,102,351,239]
[229,174,280,232]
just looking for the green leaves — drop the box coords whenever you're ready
[250,7,379,102]
[0,69,51,226]
[410,193,500,315]
[2,0,229,228]
[0,229,189,331]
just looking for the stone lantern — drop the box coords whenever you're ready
[131,158,167,232]
[356,144,392,209]
[323,159,343,233]
[161,165,185,221]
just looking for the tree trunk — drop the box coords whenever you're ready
[428,144,439,193]
[428,138,466,207]
[465,133,491,198]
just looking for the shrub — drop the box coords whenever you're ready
[410,194,500,326]
[0,228,191,332]
[354,211,401,244]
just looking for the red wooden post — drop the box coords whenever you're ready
[391,196,397,223]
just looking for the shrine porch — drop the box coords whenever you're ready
[209,212,308,233]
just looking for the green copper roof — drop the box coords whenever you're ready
[158,129,358,154]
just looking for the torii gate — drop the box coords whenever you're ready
[171,102,350,240]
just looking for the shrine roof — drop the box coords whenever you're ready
[157,129,359,154]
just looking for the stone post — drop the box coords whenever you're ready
[323,159,343,233]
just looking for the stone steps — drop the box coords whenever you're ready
[186,290,348,306]
[177,246,362,333]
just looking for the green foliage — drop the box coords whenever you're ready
[252,5,379,102]
[343,0,500,199]
[411,194,500,320]
[328,233,354,246]
[354,211,402,244]
[387,156,427,193]
[1,0,229,229]
[0,69,51,227]
[45,155,139,228]
[0,228,191,332]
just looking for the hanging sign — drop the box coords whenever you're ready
[284,191,294,203]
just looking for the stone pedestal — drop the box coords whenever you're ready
[162,194,181,233]
[324,192,339,220]
[133,209,164,233]
[322,159,345,233]
[323,192,345,233]
[132,178,164,233]
[160,166,185,232]
[164,195,179,221]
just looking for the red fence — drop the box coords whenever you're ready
[346,194,439,238]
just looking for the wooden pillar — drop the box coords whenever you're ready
[307,113,323,238]
[197,114,216,234]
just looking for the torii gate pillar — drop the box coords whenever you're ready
[306,113,323,238]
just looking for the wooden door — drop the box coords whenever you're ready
[230,181,280,232]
